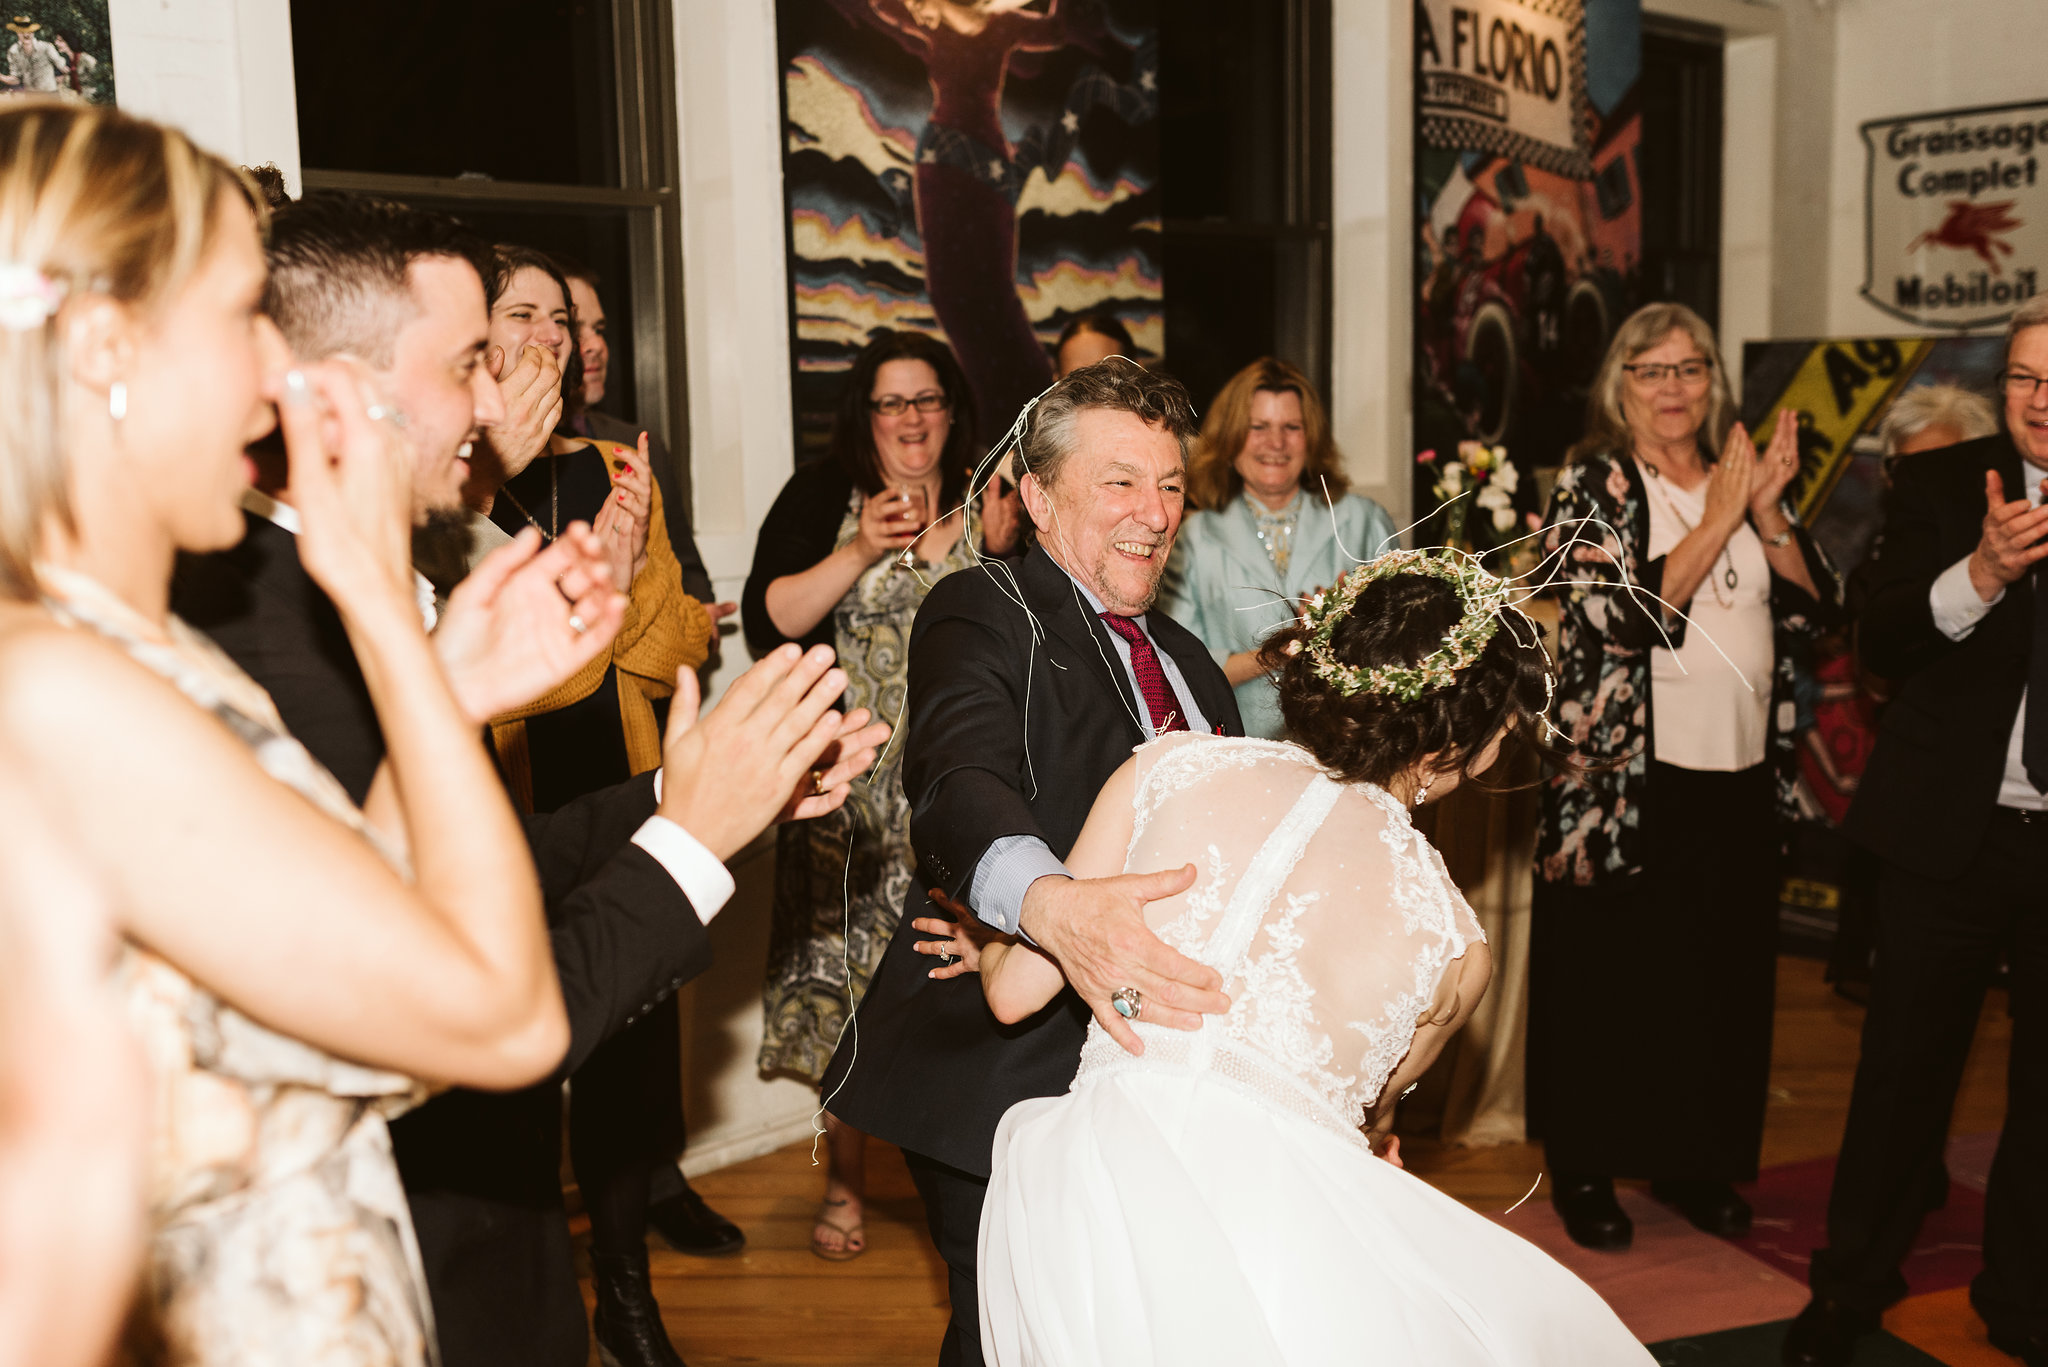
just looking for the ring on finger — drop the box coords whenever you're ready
[809,766,829,796]
[568,612,588,635]
[1111,986,1142,1021]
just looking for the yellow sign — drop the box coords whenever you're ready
[1748,337,1935,522]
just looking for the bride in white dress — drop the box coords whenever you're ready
[916,550,1652,1366]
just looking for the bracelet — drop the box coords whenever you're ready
[1765,527,1794,548]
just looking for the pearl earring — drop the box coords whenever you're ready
[107,380,126,422]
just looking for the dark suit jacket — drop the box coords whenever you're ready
[171,511,712,1367]
[1845,432,2034,880]
[820,545,1242,1177]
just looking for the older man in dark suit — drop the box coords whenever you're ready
[1785,298,2048,1367]
[823,359,1243,1367]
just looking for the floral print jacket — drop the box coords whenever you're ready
[1534,449,1840,887]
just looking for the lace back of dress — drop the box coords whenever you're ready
[1101,734,1484,1136]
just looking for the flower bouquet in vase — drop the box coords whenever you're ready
[1416,441,1541,573]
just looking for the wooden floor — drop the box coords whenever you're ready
[586,955,2013,1366]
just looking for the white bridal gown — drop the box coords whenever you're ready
[978,735,1652,1366]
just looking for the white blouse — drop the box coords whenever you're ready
[1637,461,1774,772]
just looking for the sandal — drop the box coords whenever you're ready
[810,1196,867,1262]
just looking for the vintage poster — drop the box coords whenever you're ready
[778,0,1162,454]
[1860,101,2045,332]
[0,5,112,104]
[1739,334,2006,575]
[1412,0,1640,533]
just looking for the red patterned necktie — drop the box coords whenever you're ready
[1098,612,1190,734]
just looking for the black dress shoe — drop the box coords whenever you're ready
[591,1250,687,1367]
[648,1184,746,1258]
[1781,1295,1878,1367]
[1552,1174,1633,1250]
[1650,1179,1753,1237]
[1988,1328,2048,1367]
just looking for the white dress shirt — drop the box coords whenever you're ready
[1926,471,2048,811]
[966,569,1211,938]
[237,487,735,922]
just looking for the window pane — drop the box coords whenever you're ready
[292,0,620,187]
[1158,0,1289,225]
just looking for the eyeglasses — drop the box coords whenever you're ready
[1622,359,1713,387]
[2002,371,2048,398]
[870,391,950,417]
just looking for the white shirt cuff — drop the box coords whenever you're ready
[630,815,734,926]
[969,834,1071,940]
[1929,554,2000,641]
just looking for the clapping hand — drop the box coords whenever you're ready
[1968,468,2048,601]
[1747,409,1802,517]
[432,523,625,724]
[277,362,418,616]
[591,432,654,588]
[655,644,892,861]
[1706,421,1760,535]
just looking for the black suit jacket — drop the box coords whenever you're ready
[172,512,712,1367]
[1845,432,2034,880]
[820,545,1242,1177]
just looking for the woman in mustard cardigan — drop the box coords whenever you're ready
[473,245,714,1367]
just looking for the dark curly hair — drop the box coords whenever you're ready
[830,329,979,514]
[1262,571,1554,789]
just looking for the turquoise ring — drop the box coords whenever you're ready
[1111,987,1142,1020]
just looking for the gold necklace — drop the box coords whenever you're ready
[497,456,559,543]
[1639,455,1737,609]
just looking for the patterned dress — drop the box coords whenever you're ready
[758,498,979,1084]
[39,568,436,1367]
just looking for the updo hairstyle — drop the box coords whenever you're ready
[1263,571,1553,789]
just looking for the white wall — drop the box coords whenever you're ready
[1825,0,2045,335]
[107,0,300,190]
[1330,0,1414,526]
[668,0,824,1173]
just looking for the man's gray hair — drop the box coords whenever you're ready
[2008,294,2048,357]
[1878,383,2000,456]
[1017,357,1199,489]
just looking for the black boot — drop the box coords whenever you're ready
[648,1184,745,1258]
[1552,1173,1632,1250]
[591,1250,687,1367]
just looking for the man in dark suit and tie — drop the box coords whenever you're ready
[1784,298,2048,1367]
[823,359,1244,1367]
[175,194,886,1367]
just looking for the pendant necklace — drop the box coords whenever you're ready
[498,456,559,544]
[1641,454,1737,608]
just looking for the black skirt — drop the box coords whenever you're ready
[1526,760,1779,1181]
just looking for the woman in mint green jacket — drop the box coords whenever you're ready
[1157,357,1398,739]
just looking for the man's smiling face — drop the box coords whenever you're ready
[2006,324,2048,472]
[1028,407,1186,616]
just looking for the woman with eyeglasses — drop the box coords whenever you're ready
[1528,303,1838,1252]
[744,328,1019,1261]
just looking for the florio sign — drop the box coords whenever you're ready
[1862,100,2046,331]
[1415,0,1590,179]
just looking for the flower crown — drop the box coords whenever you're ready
[1289,547,1515,701]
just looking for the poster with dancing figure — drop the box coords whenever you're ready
[0,5,113,104]
[779,0,1162,452]
[1411,0,1640,536]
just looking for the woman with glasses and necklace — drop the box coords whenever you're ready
[1529,303,1838,1252]
[745,328,1021,1261]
